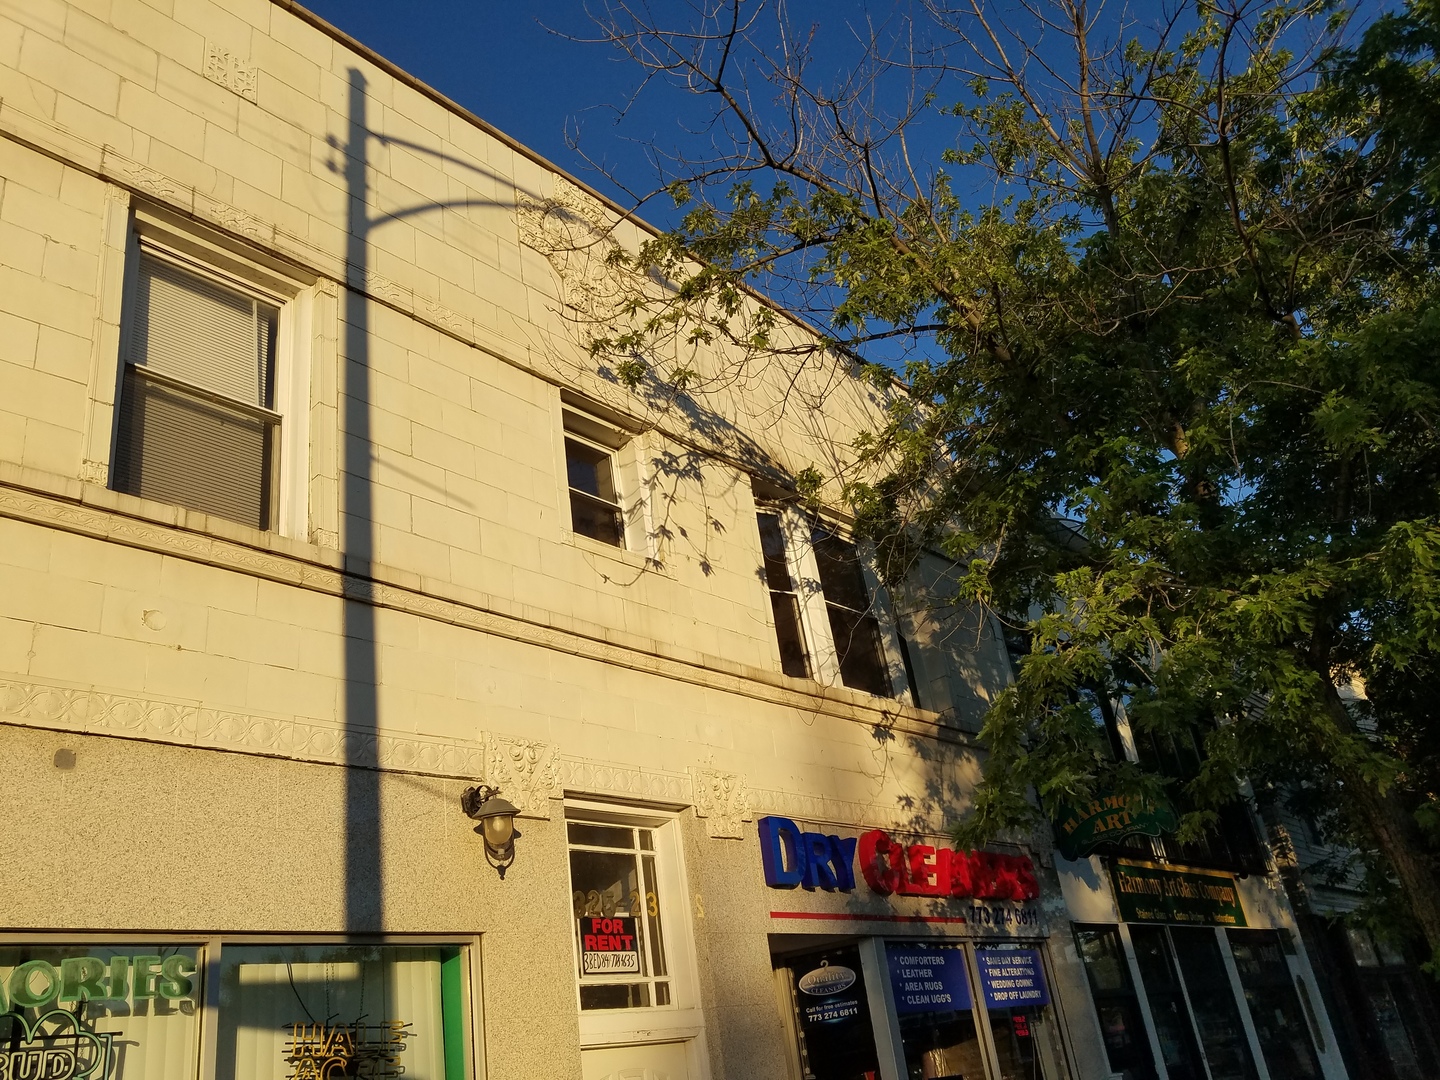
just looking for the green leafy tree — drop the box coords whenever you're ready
[586,0,1440,959]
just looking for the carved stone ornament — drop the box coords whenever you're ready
[484,734,562,818]
[204,41,258,102]
[690,767,753,839]
[518,176,638,322]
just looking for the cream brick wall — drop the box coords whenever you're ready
[0,4,1053,1079]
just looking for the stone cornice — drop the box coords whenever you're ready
[0,476,968,746]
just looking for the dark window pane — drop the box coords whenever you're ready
[757,512,794,590]
[567,822,633,849]
[112,367,274,529]
[566,438,623,546]
[1169,927,1258,1080]
[571,491,624,546]
[569,849,642,922]
[1077,926,1133,993]
[770,592,810,678]
[811,525,872,613]
[1227,930,1320,1080]
[565,437,617,502]
[580,983,651,1010]
[897,629,922,708]
[1130,927,1207,1080]
[827,603,891,696]
[1076,926,1158,1080]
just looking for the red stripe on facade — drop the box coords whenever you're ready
[769,911,970,924]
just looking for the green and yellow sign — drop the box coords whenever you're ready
[1111,859,1247,926]
[1052,792,1179,860]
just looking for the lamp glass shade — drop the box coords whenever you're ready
[481,812,515,847]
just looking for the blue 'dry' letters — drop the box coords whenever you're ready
[758,816,858,890]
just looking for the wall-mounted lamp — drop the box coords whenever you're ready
[461,785,521,879]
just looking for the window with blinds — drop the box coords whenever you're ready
[112,253,281,530]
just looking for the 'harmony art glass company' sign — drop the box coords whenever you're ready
[1111,859,1248,926]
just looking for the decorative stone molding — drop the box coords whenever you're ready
[78,460,107,485]
[557,759,692,806]
[518,176,637,322]
[0,673,971,838]
[690,767,753,839]
[0,675,488,779]
[103,155,186,208]
[485,734,562,818]
[204,42,258,102]
[197,194,274,246]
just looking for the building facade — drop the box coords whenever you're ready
[0,2,1089,1078]
[0,2,1369,1079]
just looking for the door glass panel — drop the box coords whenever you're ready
[1226,930,1320,1079]
[569,823,670,1011]
[1168,927,1258,1080]
[1129,927,1207,1080]
[976,946,1062,1080]
[887,942,985,1080]
[1074,926,1157,1080]
[784,945,880,1080]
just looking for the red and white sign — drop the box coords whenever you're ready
[579,915,641,975]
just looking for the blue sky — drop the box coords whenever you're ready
[302,0,921,219]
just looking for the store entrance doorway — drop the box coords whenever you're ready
[771,934,1069,1080]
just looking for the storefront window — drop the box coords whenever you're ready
[886,942,986,1080]
[0,944,202,1080]
[1166,928,1258,1080]
[1226,930,1320,1080]
[215,944,467,1080]
[1073,926,1157,1080]
[976,946,1064,1080]
[1128,927,1207,1080]
[785,945,880,1080]
[568,820,671,1010]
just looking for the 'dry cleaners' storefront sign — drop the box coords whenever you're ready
[758,817,1040,902]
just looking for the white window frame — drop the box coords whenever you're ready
[758,501,911,699]
[564,800,707,1067]
[110,208,313,541]
[554,397,652,559]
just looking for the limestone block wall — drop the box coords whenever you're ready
[0,0,1013,766]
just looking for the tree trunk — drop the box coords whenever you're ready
[1322,681,1440,967]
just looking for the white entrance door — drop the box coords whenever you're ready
[581,1040,692,1080]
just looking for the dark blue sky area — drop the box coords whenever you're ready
[303,0,920,213]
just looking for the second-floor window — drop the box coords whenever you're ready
[563,409,626,547]
[811,522,892,696]
[755,506,902,699]
[113,251,284,530]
